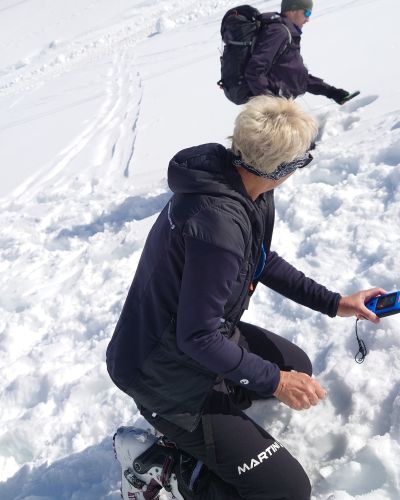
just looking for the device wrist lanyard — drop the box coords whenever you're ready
[354,319,368,363]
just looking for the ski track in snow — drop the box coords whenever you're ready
[1,0,400,498]
[0,1,234,495]
[0,39,169,500]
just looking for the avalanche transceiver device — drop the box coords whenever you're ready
[366,291,400,318]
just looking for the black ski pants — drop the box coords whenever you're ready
[141,322,313,500]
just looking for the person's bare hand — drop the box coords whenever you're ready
[273,371,327,410]
[337,287,387,323]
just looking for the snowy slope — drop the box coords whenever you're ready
[0,0,400,498]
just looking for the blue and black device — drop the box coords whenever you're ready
[366,291,400,318]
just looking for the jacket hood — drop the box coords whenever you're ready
[168,143,251,203]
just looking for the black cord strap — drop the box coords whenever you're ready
[354,318,368,363]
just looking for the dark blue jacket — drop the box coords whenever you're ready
[106,144,340,431]
[245,13,333,98]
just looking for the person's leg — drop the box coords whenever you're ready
[227,321,313,408]
[141,386,311,500]
[238,321,312,376]
[141,403,241,500]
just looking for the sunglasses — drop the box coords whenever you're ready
[304,9,312,18]
[233,153,314,181]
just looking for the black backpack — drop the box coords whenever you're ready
[217,5,291,105]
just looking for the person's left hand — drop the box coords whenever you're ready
[337,287,387,323]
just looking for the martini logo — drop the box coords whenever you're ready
[238,441,283,475]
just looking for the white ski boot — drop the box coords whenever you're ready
[113,426,185,500]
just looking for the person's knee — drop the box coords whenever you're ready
[289,478,311,500]
[284,460,311,500]
[294,348,313,377]
[301,351,313,377]
[235,453,311,500]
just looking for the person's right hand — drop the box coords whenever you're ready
[273,370,327,410]
[328,87,350,105]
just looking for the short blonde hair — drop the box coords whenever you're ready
[231,96,317,174]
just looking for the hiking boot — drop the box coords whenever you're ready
[113,426,185,500]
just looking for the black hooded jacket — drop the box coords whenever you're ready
[106,143,340,431]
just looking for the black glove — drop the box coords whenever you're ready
[327,87,350,105]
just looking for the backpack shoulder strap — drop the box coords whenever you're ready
[280,24,292,45]
[259,13,292,45]
[257,13,292,61]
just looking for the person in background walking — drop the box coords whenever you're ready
[244,0,353,104]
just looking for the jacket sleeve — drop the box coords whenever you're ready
[176,236,280,396]
[259,251,341,317]
[307,73,334,96]
[244,23,290,97]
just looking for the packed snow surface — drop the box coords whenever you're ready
[1,0,400,498]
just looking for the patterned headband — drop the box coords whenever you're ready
[233,152,313,181]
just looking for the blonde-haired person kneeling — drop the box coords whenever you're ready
[107,96,383,500]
